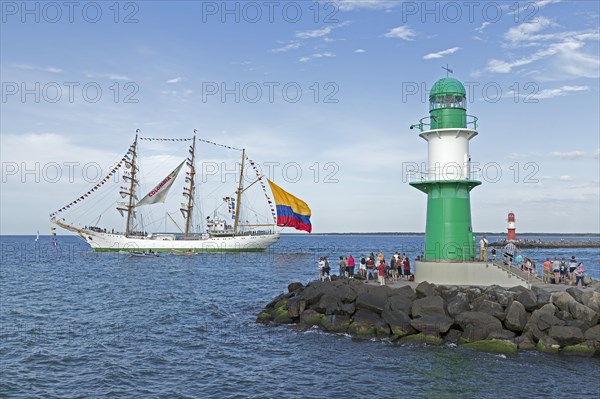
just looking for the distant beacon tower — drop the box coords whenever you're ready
[507,212,516,242]
[410,75,481,261]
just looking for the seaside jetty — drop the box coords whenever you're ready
[258,279,600,356]
[489,241,599,249]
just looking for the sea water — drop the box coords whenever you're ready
[1,235,599,398]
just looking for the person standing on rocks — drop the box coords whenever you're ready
[317,257,325,280]
[339,256,347,279]
[575,262,586,288]
[542,258,552,284]
[347,255,355,279]
[568,255,577,285]
[559,257,567,283]
[322,258,331,282]
[403,256,411,280]
[552,257,560,284]
[366,255,375,282]
[479,234,488,261]
[390,255,398,281]
[377,258,386,286]
[359,255,367,279]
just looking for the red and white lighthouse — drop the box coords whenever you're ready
[507,212,516,242]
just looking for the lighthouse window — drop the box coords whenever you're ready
[429,95,465,110]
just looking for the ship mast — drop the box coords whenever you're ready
[233,148,245,235]
[183,132,197,239]
[125,132,139,236]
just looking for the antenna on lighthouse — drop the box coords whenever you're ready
[442,64,453,77]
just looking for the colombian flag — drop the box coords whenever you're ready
[267,179,312,233]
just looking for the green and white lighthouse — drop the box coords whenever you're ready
[410,75,480,261]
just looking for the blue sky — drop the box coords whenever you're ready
[1,0,599,234]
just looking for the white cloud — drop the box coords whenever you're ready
[547,151,587,160]
[486,13,599,79]
[423,47,460,60]
[299,52,336,62]
[86,73,131,81]
[354,49,366,53]
[296,26,334,39]
[384,26,416,41]
[45,67,63,73]
[271,42,302,53]
[530,85,589,99]
[166,77,183,84]
[295,21,350,40]
[504,17,556,43]
[12,63,62,73]
[475,22,491,33]
[541,175,574,181]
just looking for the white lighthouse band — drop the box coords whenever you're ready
[419,127,478,181]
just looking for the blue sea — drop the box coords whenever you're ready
[1,234,599,398]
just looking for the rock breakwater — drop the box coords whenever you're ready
[257,279,600,356]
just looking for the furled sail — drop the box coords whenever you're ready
[136,161,185,207]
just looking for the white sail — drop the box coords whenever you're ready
[136,161,185,207]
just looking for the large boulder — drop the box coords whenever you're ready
[340,303,356,316]
[504,301,527,332]
[299,281,335,306]
[436,285,460,302]
[495,290,517,308]
[348,309,389,338]
[288,282,303,293]
[410,314,454,335]
[286,296,306,319]
[581,291,600,313]
[583,324,600,343]
[548,325,584,347]
[334,284,358,303]
[516,290,538,312]
[536,335,561,353]
[455,312,503,342]
[464,287,483,303]
[314,294,341,315]
[415,281,438,298]
[386,288,415,315]
[411,296,446,318]
[299,309,324,326]
[566,287,585,304]
[381,308,414,338]
[447,293,471,318]
[515,334,536,350]
[355,291,387,314]
[553,291,600,326]
[474,299,506,321]
[531,285,552,308]
[321,314,351,333]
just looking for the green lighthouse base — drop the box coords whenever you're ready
[410,179,481,261]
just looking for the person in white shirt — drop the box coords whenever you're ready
[479,234,489,261]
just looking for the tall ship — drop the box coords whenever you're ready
[50,130,311,252]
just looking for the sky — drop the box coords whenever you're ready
[1,0,599,235]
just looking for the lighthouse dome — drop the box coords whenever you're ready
[429,77,466,98]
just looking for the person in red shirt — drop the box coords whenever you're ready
[377,260,386,286]
[403,257,411,280]
[347,255,355,279]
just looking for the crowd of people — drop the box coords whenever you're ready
[317,252,413,286]
[478,235,590,287]
[541,256,588,287]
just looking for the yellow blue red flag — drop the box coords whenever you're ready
[267,179,312,233]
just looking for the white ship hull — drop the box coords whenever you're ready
[67,225,279,252]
